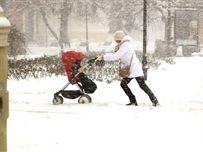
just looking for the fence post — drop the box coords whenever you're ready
[0,5,11,152]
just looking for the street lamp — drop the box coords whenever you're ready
[167,0,172,46]
[142,0,148,80]
[85,4,89,52]
[83,1,97,52]
[67,1,73,48]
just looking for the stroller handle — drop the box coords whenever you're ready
[87,57,98,65]
[88,57,105,67]
[74,57,105,77]
[74,58,97,77]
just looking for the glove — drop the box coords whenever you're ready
[97,55,103,61]
[78,67,84,73]
[96,60,105,67]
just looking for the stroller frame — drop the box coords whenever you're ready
[53,58,97,105]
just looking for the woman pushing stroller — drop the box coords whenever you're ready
[96,31,159,107]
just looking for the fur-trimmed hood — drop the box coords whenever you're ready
[122,35,133,44]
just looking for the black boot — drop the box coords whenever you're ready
[126,97,138,106]
[126,102,138,106]
[151,97,159,107]
[136,77,159,107]
[120,78,138,106]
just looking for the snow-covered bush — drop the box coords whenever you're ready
[8,24,27,57]
[8,51,175,81]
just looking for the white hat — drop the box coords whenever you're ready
[114,31,125,41]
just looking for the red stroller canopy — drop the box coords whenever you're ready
[62,50,85,80]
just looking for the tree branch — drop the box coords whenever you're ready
[39,7,59,43]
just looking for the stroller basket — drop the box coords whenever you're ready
[60,90,83,99]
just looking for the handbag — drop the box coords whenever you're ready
[119,54,134,78]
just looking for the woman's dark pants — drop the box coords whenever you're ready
[120,76,156,103]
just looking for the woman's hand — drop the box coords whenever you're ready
[97,55,103,61]
[78,67,84,73]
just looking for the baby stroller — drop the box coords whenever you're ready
[53,50,101,105]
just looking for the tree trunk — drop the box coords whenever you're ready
[59,0,71,48]
[26,9,34,42]
[40,8,59,44]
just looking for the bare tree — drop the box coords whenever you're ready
[2,0,201,49]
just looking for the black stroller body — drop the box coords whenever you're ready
[53,51,98,105]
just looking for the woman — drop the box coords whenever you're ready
[97,31,159,106]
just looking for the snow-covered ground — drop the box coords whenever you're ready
[7,47,203,152]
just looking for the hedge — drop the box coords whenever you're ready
[8,51,175,83]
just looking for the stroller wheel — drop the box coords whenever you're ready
[78,95,92,104]
[53,96,63,105]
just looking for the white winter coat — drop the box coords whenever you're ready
[103,35,144,78]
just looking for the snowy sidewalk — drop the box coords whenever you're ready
[8,102,203,152]
[7,56,203,152]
